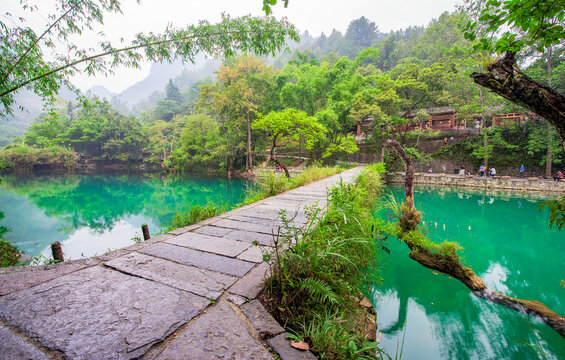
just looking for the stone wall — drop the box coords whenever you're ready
[387,173,565,194]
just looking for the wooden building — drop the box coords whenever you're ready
[356,107,527,135]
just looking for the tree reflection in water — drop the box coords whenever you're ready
[0,172,251,258]
[372,185,565,359]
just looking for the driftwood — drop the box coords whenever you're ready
[385,138,565,338]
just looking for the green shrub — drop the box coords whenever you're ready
[0,144,78,171]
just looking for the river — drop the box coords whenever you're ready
[0,171,251,261]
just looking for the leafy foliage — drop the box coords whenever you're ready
[254,108,327,151]
[539,196,565,231]
[0,210,19,267]
[162,203,225,233]
[1,1,298,116]
[0,143,78,171]
[464,0,565,53]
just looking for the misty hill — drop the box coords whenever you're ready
[88,54,209,108]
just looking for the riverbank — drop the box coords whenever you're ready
[387,172,565,194]
[0,167,365,359]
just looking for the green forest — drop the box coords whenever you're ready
[2,11,564,176]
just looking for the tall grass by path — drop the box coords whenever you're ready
[260,163,390,359]
[161,203,225,233]
[242,165,347,205]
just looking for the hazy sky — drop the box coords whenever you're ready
[5,0,463,93]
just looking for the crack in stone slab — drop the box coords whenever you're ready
[139,243,255,277]
[105,252,238,299]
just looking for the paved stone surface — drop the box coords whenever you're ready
[212,218,276,234]
[234,209,310,226]
[193,225,233,237]
[167,224,200,235]
[105,252,237,299]
[0,266,208,359]
[0,260,94,296]
[223,229,275,246]
[140,242,255,277]
[155,301,273,360]
[229,262,270,298]
[227,294,247,306]
[237,245,268,263]
[166,232,251,257]
[267,333,318,360]
[241,300,284,337]
[0,324,50,360]
[229,215,284,226]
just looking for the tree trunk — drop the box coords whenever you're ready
[379,144,385,163]
[545,48,554,178]
[386,139,414,208]
[246,110,252,172]
[271,146,290,178]
[483,130,488,171]
[470,51,565,151]
[546,136,553,179]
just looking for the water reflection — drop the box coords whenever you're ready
[0,172,251,258]
[373,185,565,359]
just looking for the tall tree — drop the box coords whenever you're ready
[253,108,326,177]
[345,16,380,48]
[215,56,276,172]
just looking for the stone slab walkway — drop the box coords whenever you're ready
[0,167,363,360]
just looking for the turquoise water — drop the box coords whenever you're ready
[374,185,565,359]
[0,172,251,260]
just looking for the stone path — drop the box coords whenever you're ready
[0,167,363,360]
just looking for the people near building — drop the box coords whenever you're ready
[519,164,525,178]
[479,164,486,177]
[554,171,563,182]
[489,167,496,178]
[428,166,433,173]
[443,137,448,145]
[441,164,446,173]
[449,136,454,143]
